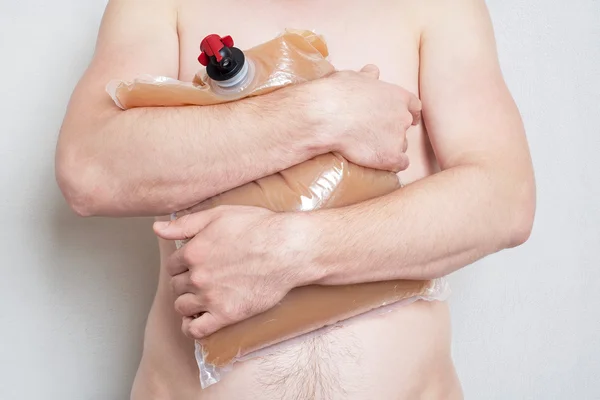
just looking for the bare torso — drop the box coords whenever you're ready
[132,1,462,399]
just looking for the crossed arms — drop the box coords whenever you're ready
[56,0,535,338]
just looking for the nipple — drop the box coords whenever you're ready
[198,34,251,90]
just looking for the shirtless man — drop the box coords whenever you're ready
[55,0,536,398]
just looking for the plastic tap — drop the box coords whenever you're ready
[198,34,246,82]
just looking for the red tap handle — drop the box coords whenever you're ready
[198,34,234,66]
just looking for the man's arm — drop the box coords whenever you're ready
[300,0,536,284]
[57,1,420,218]
[55,0,328,217]
[149,0,535,339]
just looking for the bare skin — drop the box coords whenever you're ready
[56,0,536,399]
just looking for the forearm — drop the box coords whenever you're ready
[56,85,325,217]
[299,0,538,286]
[300,162,535,285]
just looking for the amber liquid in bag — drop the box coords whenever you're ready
[108,29,437,374]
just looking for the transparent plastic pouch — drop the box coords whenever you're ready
[173,152,450,388]
[107,29,449,389]
[194,278,450,388]
[107,29,335,109]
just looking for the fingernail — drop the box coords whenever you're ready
[154,221,169,230]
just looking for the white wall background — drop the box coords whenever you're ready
[0,1,598,399]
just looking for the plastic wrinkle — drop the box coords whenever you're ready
[108,28,451,389]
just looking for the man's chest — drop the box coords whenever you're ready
[175,0,437,183]
[175,0,422,94]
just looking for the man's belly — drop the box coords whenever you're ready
[131,241,462,400]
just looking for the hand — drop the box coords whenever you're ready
[310,64,421,173]
[153,206,312,340]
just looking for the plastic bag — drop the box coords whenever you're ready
[194,279,450,387]
[175,152,449,388]
[107,29,449,389]
[107,29,335,109]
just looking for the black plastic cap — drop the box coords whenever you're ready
[206,47,246,82]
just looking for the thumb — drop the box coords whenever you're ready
[153,209,220,240]
[359,64,380,79]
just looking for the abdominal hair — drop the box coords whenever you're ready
[254,326,360,400]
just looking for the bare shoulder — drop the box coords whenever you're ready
[413,0,496,37]
[96,0,179,47]
[413,0,528,174]
[63,0,182,112]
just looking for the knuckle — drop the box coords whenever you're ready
[188,323,206,340]
[186,328,198,339]
[413,97,423,112]
[166,257,177,275]
[181,322,188,337]
[398,154,410,170]
[181,246,199,265]
[183,322,197,339]
[202,289,216,305]
[174,298,186,315]
[220,303,239,323]
[389,154,403,170]
[403,110,415,125]
[189,271,205,289]
[390,150,402,163]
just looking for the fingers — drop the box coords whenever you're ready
[153,208,222,240]
[407,94,422,126]
[166,245,195,276]
[357,65,421,126]
[390,153,410,173]
[382,135,410,173]
[174,293,206,317]
[359,64,421,127]
[182,313,225,340]
[170,271,193,296]
[359,64,380,79]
